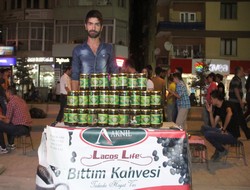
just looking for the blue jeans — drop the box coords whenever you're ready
[204,127,237,152]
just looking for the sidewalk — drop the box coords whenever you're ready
[0,105,250,190]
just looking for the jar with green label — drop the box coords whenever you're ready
[89,91,99,108]
[119,90,130,108]
[137,73,147,91]
[87,109,98,127]
[99,90,109,108]
[128,73,138,90]
[140,91,151,109]
[99,73,109,90]
[151,109,163,128]
[150,91,162,109]
[140,109,151,128]
[90,74,99,90]
[98,109,108,127]
[80,74,89,90]
[119,109,130,127]
[130,91,140,109]
[130,109,141,127]
[63,107,69,125]
[78,108,88,127]
[118,73,128,90]
[108,109,119,127]
[78,90,89,108]
[110,73,119,90]
[67,91,79,108]
[109,91,120,108]
[68,108,78,126]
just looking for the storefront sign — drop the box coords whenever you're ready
[0,46,14,56]
[26,57,54,63]
[36,126,191,190]
[56,58,70,65]
[0,57,16,66]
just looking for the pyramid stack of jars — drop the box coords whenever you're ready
[64,73,163,128]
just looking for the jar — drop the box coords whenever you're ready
[87,109,98,127]
[127,73,138,90]
[99,73,109,90]
[119,90,130,108]
[78,90,89,108]
[78,108,88,127]
[89,91,99,108]
[118,73,128,90]
[68,108,78,126]
[119,109,130,127]
[109,91,120,108]
[67,91,79,108]
[140,109,151,128]
[98,109,108,127]
[130,91,140,109]
[80,74,89,90]
[90,74,99,90]
[108,109,119,127]
[137,73,147,91]
[110,73,119,90]
[140,91,151,109]
[150,91,162,109]
[130,109,141,127]
[150,109,163,128]
[63,107,69,125]
[99,90,109,108]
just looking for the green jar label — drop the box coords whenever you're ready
[151,114,162,125]
[119,115,129,125]
[98,114,108,124]
[80,78,89,89]
[88,114,97,125]
[68,113,78,123]
[78,113,88,124]
[118,76,128,87]
[91,77,99,88]
[151,95,161,105]
[108,115,119,125]
[109,95,119,105]
[130,115,141,126]
[67,96,78,107]
[141,96,151,106]
[128,78,138,88]
[130,94,140,106]
[64,113,68,123]
[89,95,99,105]
[99,95,109,105]
[120,96,130,107]
[141,115,151,125]
[110,77,119,87]
[79,96,88,106]
[99,78,109,88]
[137,78,147,88]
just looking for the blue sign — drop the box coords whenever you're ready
[0,57,16,66]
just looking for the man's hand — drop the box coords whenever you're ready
[206,102,212,113]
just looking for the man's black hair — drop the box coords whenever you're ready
[172,72,182,80]
[85,10,103,25]
[215,73,223,81]
[155,66,162,76]
[234,66,242,75]
[210,89,224,101]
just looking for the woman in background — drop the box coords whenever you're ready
[142,67,154,91]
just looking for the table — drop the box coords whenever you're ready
[36,124,191,190]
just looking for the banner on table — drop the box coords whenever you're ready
[36,126,191,190]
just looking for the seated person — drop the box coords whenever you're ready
[204,90,240,162]
[0,87,32,154]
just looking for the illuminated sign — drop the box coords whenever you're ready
[56,58,70,65]
[194,61,204,72]
[209,63,229,73]
[26,57,54,63]
[0,57,16,66]
[116,58,125,67]
[0,46,14,56]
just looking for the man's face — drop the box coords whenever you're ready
[238,67,245,78]
[210,97,217,106]
[85,17,103,38]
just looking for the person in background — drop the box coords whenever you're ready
[0,86,32,154]
[169,72,190,130]
[151,67,166,121]
[121,58,137,74]
[141,67,154,91]
[55,81,60,102]
[1,68,11,89]
[71,10,118,91]
[215,73,225,98]
[54,66,72,126]
[244,73,250,120]
[228,66,250,139]
[166,74,176,122]
[145,65,153,79]
[173,67,183,122]
[0,79,7,115]
[204,90,239,162]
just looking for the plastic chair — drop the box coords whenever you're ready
[189,143,210,170]
[15,127,34,155]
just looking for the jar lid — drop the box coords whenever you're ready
[151,91,161,94]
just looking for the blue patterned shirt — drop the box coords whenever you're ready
[176,81,191,109]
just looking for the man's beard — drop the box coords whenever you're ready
[87,30,101,38]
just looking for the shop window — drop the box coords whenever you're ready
[220,38,237,56]
[118,0,126,8]
[27,0,31,8]
[180,12,196,23]
[11,0,15,9]
[44,0,49,8]
[34,0,39,8]
[221,3,237,19]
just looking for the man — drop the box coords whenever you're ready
[71,10,118,91]
[204,90,240,162]
[0,87,32,154]
[228,66,250,139]
[54,66,72,125]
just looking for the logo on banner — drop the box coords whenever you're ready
[80,128,147,148]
